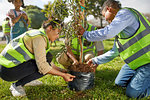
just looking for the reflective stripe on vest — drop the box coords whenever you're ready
[116,8,150,70]
[72,24,96,55]
[0,28,50,68]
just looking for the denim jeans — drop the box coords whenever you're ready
[115,63,150,98]
[5,35,10,44]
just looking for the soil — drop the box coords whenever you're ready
[68,63,96,73]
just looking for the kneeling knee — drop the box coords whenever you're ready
[115,80,126,87]
[126,87,140,98]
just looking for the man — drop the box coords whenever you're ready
[57,23,104,68]
[79,0,150,99]
[2,17,10,44]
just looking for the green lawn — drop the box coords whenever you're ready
[0,40,149,100]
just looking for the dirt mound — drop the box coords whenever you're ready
[68,64,96,72]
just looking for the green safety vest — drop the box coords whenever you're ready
[72,24,96,55]
[2,20,10,33]
[0,28,50,68]
[116,8,150,70]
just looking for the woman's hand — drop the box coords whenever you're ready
[63,73,76,82]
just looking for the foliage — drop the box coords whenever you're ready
[86,0,106,26]
[42,0,69,21]
[23,5,47,29]
[86,0,106,17]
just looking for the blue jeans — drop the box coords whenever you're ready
[115,63,150,98]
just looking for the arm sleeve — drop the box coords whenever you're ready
[32,36,52,75]
[92,41,119,65]
[83,9,137,41]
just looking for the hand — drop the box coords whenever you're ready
[72,60,79,66]
[87,59,98,72]
[78,25,85,35]
[90,64,98,72]
[63,73,76,82]
[87,59,93,66]
[21,13,28,20]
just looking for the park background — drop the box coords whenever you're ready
[0,0,150,99]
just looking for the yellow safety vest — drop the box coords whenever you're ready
[2,20,10,33]
[0,28,50,68]
[116,8,150,70]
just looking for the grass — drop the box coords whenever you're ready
[0,39,149,100]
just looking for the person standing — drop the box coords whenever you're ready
[2,17,11,44]
[0,19,75,97]
[7,0,29,40]
[79,0,150,99]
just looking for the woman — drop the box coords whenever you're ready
[0,19,75,97]
[7,0,29,39]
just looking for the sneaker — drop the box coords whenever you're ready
[9,83,26,97]
[25,80,43,86]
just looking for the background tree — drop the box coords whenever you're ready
[23,5,47,29]
[86,0,106,27]
[42,0,69,21]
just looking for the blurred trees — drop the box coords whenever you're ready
[85,0,106,27]
[23,5,47,29]
[42,0,69,21]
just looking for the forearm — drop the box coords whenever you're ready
[92,51,117,65]
[47,67,65,77]
[92,43,119,64]
[51,63,67,73]
[11,14,22,24]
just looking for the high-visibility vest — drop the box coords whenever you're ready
[116,8,150,70]
[0,28,50,68]
[72,24,96,55]
[2,20,10,33]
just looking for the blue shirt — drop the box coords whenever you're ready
[83,8,139,64]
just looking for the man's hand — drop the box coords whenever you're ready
[78,25,85,35]
[87,59,98,72]
[87,59,93,66]
[63,73,76,82]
